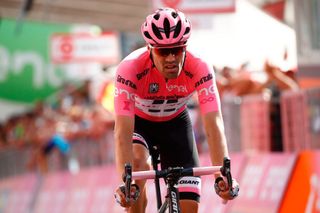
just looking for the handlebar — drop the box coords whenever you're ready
[122,157,238,200]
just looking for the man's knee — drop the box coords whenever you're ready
[132,156,150,171]
[180,199,199,213]
[132,144,150,171]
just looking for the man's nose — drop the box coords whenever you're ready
[165,53,176,61]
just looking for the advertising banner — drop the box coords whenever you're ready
[0,174,37,213]
[228,153,296,213]
[152,0,236,13]
[0,19,71,104]
[279,151,320,213]
[50,33,120,64]
[33,172,72,213]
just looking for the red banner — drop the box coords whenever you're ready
[280,151,320,213]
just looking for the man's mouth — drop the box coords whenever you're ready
[165,64,178,72]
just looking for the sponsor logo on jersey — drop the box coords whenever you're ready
[149,83,159,93]
[114,88,135,101]
[198,84,216,96]
[117,75,137,89]
[195,73,213,88]
[184,70,193,79]
[166,84,188,93]
[145,95,184,100]
[136,68,150,80]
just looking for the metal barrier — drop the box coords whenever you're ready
[281,91,310,151]
[222,96,242,152]
[222,94,271,153]
[0,148,33,179]
[240,94,271,152]
[305,88,320,149]
[281,87,320,151]
[222,87,320,153]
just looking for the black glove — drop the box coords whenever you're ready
[214,176,239,200]
[114,183,140,207]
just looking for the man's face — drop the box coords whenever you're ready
[150,45,186,79]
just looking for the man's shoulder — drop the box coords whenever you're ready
[118,47,150,73]
[184,51,212,73]
[123,47,149,62]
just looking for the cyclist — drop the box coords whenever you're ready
[113,7,239,213]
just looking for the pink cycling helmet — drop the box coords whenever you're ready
[141,8,191,47]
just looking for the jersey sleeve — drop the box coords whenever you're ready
[114,60,137,117]
[194,61,221,114]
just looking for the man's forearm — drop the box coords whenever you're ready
[202,112,229,166]
[114,115,135,180]
[115,136,133,179]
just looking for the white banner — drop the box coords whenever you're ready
[50,33,120,64]
[152,0,236,13]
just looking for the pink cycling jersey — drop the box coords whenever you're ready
[114,47,221,121]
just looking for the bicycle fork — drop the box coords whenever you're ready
[158,181,181,213]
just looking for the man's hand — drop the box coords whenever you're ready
[214,177,239,201]
[114,184,140,208]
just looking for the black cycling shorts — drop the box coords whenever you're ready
[133,109,201,202]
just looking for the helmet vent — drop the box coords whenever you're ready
[173,20,181,38]
[184,27,190,35]
[163,18,171,38]
[171,12,178,18]
[152,23,163,39]
[154,13,160,20]
[143,31,152,39]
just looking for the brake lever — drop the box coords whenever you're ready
[123,163,132,202]
[220,157,239,198]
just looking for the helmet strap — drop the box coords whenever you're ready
[149,49,156,68]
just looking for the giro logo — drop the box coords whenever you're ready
[166,84,187,93]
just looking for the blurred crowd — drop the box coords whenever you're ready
[215,60,299,98]
[0,81,115,174]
